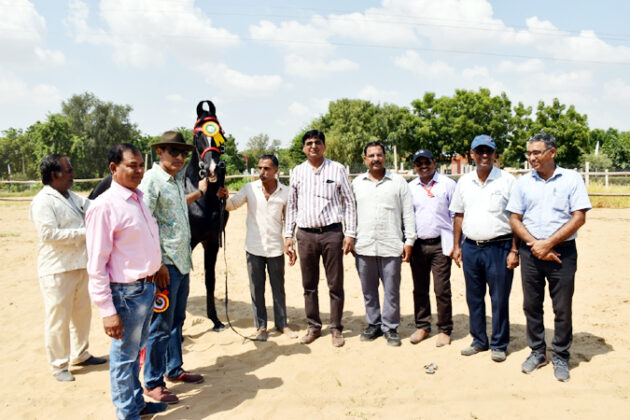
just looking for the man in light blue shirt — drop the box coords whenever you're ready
[352,142,416,346]
[140,131,208,404]
[507,132,591,382]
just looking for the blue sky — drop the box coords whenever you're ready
[2,0,630,148]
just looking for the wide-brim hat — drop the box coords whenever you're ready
[151,131,195,150]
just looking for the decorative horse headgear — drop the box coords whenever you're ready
[193,100,227,182]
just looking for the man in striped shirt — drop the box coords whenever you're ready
[284,130,357,347]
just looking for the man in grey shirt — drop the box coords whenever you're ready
[352,142,416,346]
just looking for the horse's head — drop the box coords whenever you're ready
[193,100,227,186]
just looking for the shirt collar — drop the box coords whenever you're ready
[414,171,439,186]
[360,170,392,183]
[110,179,143,202]
[473,166,500,185]
[152,162,177,182]
[531,165,563,181]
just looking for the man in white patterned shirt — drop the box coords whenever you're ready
[284,130,357,347]
[220,155,297,341]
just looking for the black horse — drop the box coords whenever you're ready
[184,100,229,331]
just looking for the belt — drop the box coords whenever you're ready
[417,237,441,245]
[137,274,157,283]
[465,233,513,247]
[299,223,342,234]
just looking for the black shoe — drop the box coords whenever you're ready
[75,356,107,366]
[360,324,383,341]
[384,329,402,347]
[140,402,168,417]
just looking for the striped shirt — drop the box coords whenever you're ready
[285,158,357,237]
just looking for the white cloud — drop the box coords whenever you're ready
[460,65,507,94]
[496,59,544,73]
[0,0,65,66]
[284,54,359,79]
[165,94,184,103]
[603,79,630,105]
[394,50,455,78]
[249,19,334,56]
[357,85,399,103]
[66,0,240,67]
[197,63,283,95]
[0,71,60,106]
[288,101,311,118]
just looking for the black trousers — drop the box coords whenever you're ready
[296,226,344,332]
[410,240,453,334]
[519,240,577,361]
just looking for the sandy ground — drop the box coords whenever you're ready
[1,200,629,420]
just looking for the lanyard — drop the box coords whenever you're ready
[420,180,435,198]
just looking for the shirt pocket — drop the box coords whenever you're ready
[317,180,337,200]
[489,190,506,213]
[552,188,570,212]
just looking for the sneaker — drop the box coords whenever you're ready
[54,371,75,382]
[491,349,507,362]
[75,355,107,366]
[383,330,401,347]
[552,357,570,382]
[144,386,179,404]
[521,352,548,374]
[140,402,168,417]
[360,324,383,342]
[460,345,488,356]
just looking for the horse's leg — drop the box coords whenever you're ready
[203,240,225,331]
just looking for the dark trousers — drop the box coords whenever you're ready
[519,241,577,361]
[462,239,513,351]
[296,226,344,332]
[355,255,401,332]
[245,252,287,330]
[410,240,453,334]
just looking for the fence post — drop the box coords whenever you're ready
[605,169,609,187]
[585,162,590,186]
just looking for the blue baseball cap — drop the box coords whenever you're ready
[470,134,496,150]
[412,149,434,162]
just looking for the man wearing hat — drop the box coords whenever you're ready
[408,149,457,347]
[140,131,207,404]
[449,135,519,363]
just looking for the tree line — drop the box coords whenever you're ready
[2,89,629,182]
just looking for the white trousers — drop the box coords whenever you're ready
[39,269,92,374]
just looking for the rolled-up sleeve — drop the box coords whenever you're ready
[284,175,298,238]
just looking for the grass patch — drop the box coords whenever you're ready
[587,183,630,208]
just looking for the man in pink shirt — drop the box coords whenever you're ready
[86,143,166,420]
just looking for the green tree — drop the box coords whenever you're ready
[503,102,534,168]
[601,131,630,169]
[223,134,245,175]
[531,99,590,168]
[61,92,142,177]
[244,133,280,170]
[411,89,513,159]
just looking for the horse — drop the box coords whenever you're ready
[184,100,229,331]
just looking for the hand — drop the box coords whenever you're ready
[154,264,170,289]
[541,250,562,263]
[216,186,229,198]
[198,177,209,196]
[506,250,520,270]
[103,314,123,340]
[284,238,297,266]
[527,239,553,260]
[342,236,355,255]
[450,246,462,268]
[401,244,412,263]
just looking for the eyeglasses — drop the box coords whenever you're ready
[473,147,495,156]
[524,149,550,158]
[166,148,189,158]
[366,153,384,159]
[414,159,433,167]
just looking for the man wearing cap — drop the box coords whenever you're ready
[352,142,416,347]
[140,131,208,404]
[449,135,519,363]
[87,143,166,419]
[30,154,106,382]
[507,132,591,382]
[408,149,457,347]
[284,129,357,347]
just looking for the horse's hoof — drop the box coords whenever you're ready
[212,323,226,332]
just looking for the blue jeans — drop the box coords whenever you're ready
[110,281,155,420]
[462,239,513,351]
[144,265,190,389]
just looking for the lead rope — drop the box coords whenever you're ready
[217,192,264,342]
